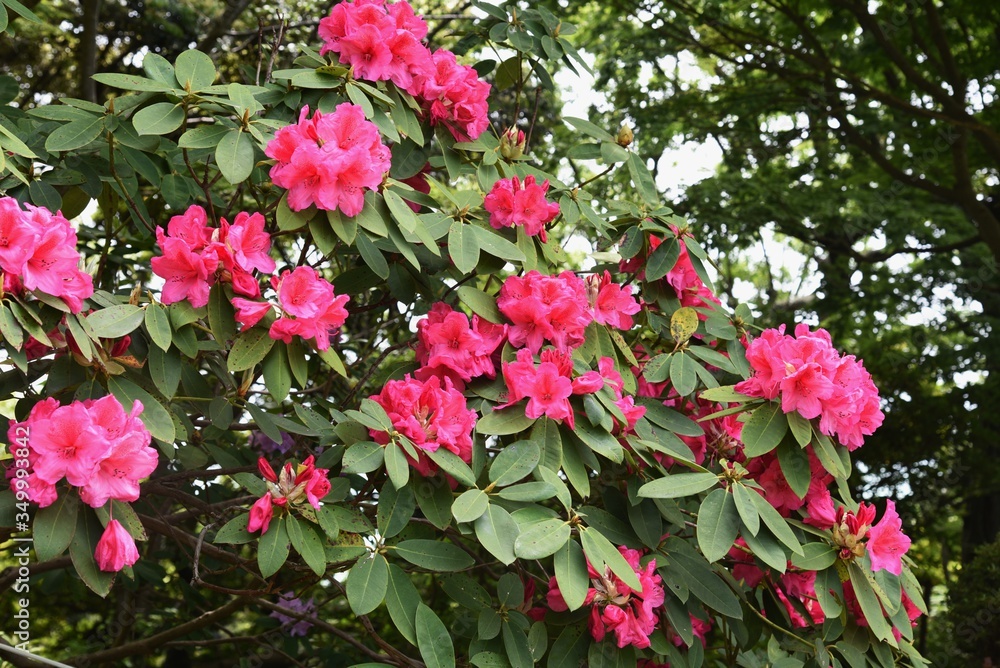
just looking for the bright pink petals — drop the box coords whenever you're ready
[248,456,332,534]
[0,198,93,313]
[269,267,350,351]
[483,175,560,241]
[498,271,592,354]
[368,375,476,476]
[9,396,157,509]
[547,546,664,649]
[866,499,912,575]
[587,270,641,330]
[152,205,275,307]
[414,302,506,389]
[95,519,140,572]
[735,324,884,449]
[266,104,391,215]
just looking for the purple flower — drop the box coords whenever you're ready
[250,431,295,455]
[271,592,316,636]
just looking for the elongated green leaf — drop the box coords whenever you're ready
[45,116,105,152]
[791,542,838,571]
[384,441,409,489]
[732,482,760,536]
[257,516,290,578]
[144,304,172,351]
[514,518,569,559]
[69,509,114,597]
[448,219,480,274]
[87,304,145,339]
[262,342,292,401]
[216,129,255,184]
[415,603,456,668]
[453,488,489,523]
[107,375,175,443]
[228,327,275,372]
[637,472,718,499]
[347,552,388,615]
[580,526,642,591]
[287,515,327,576]
[697,488,740,563]
[490,440,540,486]
[456,286,503,323]
[385,564,421,645]
[848,561,897,645]
[475,503,518,565]
[749,489,803,556]
[477,406,535,436]
[470,225,525,262]
[93,72,176,92]
[33,493,79,561]
[741,402,788,457]
[133,102,184,136]
[554,539,589,611]
[214,514,254,545]
[392,539,475,571]
[175,49,216,90]
[426,448,477,487]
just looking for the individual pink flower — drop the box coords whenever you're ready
[498,271,592,354]
[266,104,391,215]
[269,267,350,351]
[587,271,641,330]
[369,375,476,476]
[248,494,275,534]
[224,211,276,274]
[483,175,560,241]
[0,197,37,275]
[78,398,158,508]
[411,49,491,141]
[547,546,664,649]
[232,298,273,329]
[414,302,506,389]
[95,519,140,572]
[152,236,217,307]
[28,401,113,488]
[866,499,911,576]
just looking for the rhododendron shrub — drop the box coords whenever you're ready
[0,1,926,666]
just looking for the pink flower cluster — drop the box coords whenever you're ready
[500,349,603,428]
[0,197,93,313]
[831,500,912,576]
[497,271,589,353]
[248,455,332,534]
[735,323,884,449]
[483,175,560,241]
[414,302,506,389]
[8,396,157,509]
[586,271,642,331]
[266,103,391,215]
[368,375,476,476]
[547,546,665,649]
[318,0,490,140]
[152,205,275,308]
[234,266,350,352]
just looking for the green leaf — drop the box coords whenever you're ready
[627,152,659,205]
[385,564,421,645]
[448,219,480,274]
[33,493,79,561]
[132,102,185,136]
[342,441,386,474]
[554,539,589,611]
[207,283,237,345]
[144,304,172,351]
[669,352,699,396]
[415,603,456,668]
[456,286,503,323]
[86,304,145,339]
[475,503,518,565]
[490,440,540,486]
[573,420,623,462]
[471,225,526,262]
[0,304,23,350]
[227,327,275,372]
[107,376,175,444]
[93,72,175,92]
[741,402,788,457]
[317,505,341,542]
[262,342,292,402]
[514,518,569,559]
[178,124,230,149]
[477,406,535,436]
[497,481,558,502]
[741,522,788,572]
[214,514,254,545]
[148,345,181,398]
[426,448,477,487]
[453,488,489,523]
[786,410,813,447]
[547,626,589,668]
[174,49,216,90]
[749,489,804,555]
[384,440,410,490]
[637,397,704,436]
[645,238,680,281]
[791,543,837,571]
[637,472,718,499]
[216,129,255,184]
[258,515,290,578]
[563,116,615,142]
[580,526,642,591]
[733,483,760,536]
[287,515,327,576]
[392,539,475,571]
[697,488,740,563]
[377,481,415,539]
[347,552,389,615]
[356,232,390,279]
[45,115,105,152]
[502,620,533,668]
[699,385,754,403]
[777,437,811,499]
[69,509,114,597]
[848,561,897,645]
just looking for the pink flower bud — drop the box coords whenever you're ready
[258,457,278,483]
[248,494,274,534]
[95,519,140,572]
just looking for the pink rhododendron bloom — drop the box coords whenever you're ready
[232,297,273,329]
[269,267,350,351]
[414,302,506,388]
[95,519,140,572]
[547,546,664,649]
[79,398,158,508]
[224,211,276,274]
[736,323,884,449]
[483,175,560,241]
[248,455,332,533]
[248,493,275,534]
[28,401,113,487]
[152,236,217,307]
[266,104,391,215]
[368,375,476,476]
[498,271,592,354]
[411,49,490,140]
[0,198,94,313]
[866,499,911,576]
[587,271,642,330]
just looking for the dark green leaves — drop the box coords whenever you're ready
[741,402,788,457]
[258,516,290,578]
[347,552,389,615]
[637,472,718,499]
[415,603,455,668]
[697,489,739,563]
[392,540,475,571]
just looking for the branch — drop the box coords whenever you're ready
[850,234,982,263]
[67,597,248,666]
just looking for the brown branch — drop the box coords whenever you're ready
[67,597,248,666]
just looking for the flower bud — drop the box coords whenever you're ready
[95,519,140,572]
[616,124,634,147]
[500,126,526,160]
